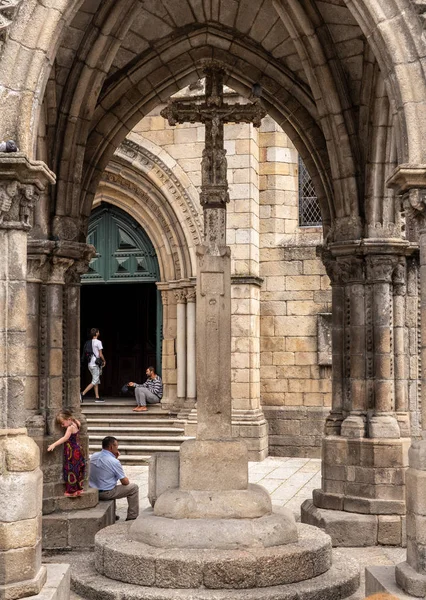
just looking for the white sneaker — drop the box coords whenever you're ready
[95,398,105,403]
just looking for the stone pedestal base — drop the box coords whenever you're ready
[365,565,414,599]
[154,484,271,519]
[42,500,115,551]
[301,500,406,547]
[70,533,359,600]
[132,507,297,549]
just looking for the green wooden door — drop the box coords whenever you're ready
[81,205,162,388]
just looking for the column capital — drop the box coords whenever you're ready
[0,153,55,231]
[174,289,187,304]
[365,255,399,283]
[185,288,196,303]
[27,239,95,284]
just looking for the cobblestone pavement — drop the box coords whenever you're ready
[60,456,405,599]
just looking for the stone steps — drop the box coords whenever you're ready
[82,398,190,464]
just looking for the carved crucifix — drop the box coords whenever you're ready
[161,64,266,251]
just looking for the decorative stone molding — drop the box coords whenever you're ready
[231,275,264,287]
[118,139,202,245]
[327,215,363,243]
[366,255,398,283]
[0,0,23,47]
[0,153,54,229]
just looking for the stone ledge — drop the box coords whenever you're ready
[301,500,406,547]
[42,501,114,551]
[365,565,414,599]
[70,549,359,599]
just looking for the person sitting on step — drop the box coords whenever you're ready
[128,366,163,412]
[89,436,139,521]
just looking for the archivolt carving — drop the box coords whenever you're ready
[118,139,202,246]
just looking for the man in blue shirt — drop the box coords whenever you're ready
[89,436,139,520]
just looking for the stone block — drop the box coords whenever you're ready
[0,517,39,551]
[0,542,42,585]
[395,561,426,597]
[0,469,42,522]
[179,439,248,491]
[148,453,179,506]
[5,434,39,472]
[406,469,426,515]
[301,500,378,546]
[378,515,402,546]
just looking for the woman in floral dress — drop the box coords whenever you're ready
[47,410,86,497]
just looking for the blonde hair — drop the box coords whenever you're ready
[56,410,78,427]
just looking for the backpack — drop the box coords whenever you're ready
[81,340,94,364]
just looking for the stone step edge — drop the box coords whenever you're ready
[89,435,192,441]
[70,548,360,599]
[88,427,185,433]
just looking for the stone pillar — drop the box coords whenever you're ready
[174,289,186,406]
[0,152,54,598]
[25,241,97,515]
[185,287,196,406]
[157,285,177,410]
[302,237,414,547]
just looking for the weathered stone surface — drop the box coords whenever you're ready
[148,453,180,507]
[131,507,296,549]
[153,484,271,520]
[42,501,115,551]
[366,565,414,599]
[5,434,40,471]
[301,500,379,546]
[70,548,360,599]
[0,517,39,551]
[179,439,248,491]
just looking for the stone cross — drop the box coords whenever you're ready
[161,64,265,251]
[161,65,265,447]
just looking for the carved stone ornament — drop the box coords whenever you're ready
[317,246,343,285]
[337,256,365,283]
[174,289,187,304]
[186,288,196,303]
[0,153,55,229]
[0,0,23,46]
[366,255,398,283]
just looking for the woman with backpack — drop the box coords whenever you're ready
[81,328,106,403]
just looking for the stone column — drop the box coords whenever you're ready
[174,289,186,407]
[320,249,344,435]
[366,254,400,439]
[0,152,54,598]
[185,287,196,406]
[302,236,413,547]
[156,285,177,410]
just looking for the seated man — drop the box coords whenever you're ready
[89,436,139,521]
[128,366,163,412]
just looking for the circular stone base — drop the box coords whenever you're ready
[71,550,359,600]
[130,506,297,549]
[95,522,332,588]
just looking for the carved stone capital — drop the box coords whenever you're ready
[366,255,398,283]
[27,239,95,285]
[0,153,54,230]
[160,290,169,306]
[317,246,343,285]
[337,256,365,284]
[174,289,187,304]
[392,258,407,295]
[186,288,196,303]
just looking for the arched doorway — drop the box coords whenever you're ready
[80,203,161,397]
